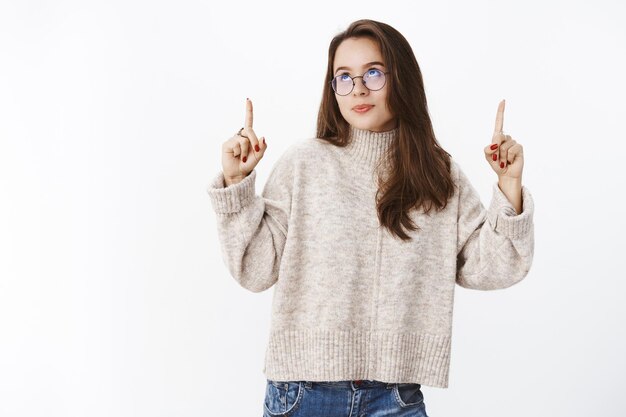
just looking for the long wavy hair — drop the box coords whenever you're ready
[316,19,455,241]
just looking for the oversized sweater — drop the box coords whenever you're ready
[206,125,535,388]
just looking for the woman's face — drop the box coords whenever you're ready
[332,37,396,132]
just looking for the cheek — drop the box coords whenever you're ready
[379,93,393,115]
[383,101,394,116]
[336,97,350,114]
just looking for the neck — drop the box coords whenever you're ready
[344,125,399,167]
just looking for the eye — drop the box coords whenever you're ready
[339,73,351,81]
[367,68,382,77]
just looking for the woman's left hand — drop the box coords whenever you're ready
[484,100,524,180]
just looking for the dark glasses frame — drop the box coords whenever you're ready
[330,69,391,96]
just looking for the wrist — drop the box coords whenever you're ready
[497,176,523,214]
[224,173,247,187]
[498,176,522,189]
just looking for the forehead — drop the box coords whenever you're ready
[333,37,383,71]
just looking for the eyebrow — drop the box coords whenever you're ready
[334,61,386,74]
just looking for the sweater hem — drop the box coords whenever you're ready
[262,329,452,388]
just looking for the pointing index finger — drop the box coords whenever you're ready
[245,98,253,129]
[494,99,505,134]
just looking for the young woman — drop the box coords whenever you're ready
[208,19,534,417]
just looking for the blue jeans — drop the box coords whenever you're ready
[263,379,429,417]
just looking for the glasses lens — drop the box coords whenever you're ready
[363,69,385,91]
[333,74,353,95]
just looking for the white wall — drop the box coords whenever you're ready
[1,0,624,416]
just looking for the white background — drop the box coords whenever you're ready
[1,0,624,416]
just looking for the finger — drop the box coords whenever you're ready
[231,142,241,158]
[506,143,523,164]
[245,98,253,129]
[241,127,261,162]
[485,142,500,160]
[258,136,268,158]
[497,142,508,169]
[498,134,510,161]
[493,99,505,135]
[222,135,240,155]
[486,134,504,162]
[250,136,267,164]
[238,136,250,162]
[499,138,521,168]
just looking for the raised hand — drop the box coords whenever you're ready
[484,99,524,181]
[221,98,268,186]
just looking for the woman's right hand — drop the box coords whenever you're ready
[221,98,267,186]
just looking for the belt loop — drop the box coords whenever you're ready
[305,381,313,389]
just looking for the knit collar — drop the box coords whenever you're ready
[344,125,398,167]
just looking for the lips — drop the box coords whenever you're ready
[353,104,374,111]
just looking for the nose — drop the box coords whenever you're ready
[352,76,369,96]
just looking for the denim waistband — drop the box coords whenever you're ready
[305,380,395,389]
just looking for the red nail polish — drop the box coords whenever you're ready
[500,161,505,168]
[492,153,498,161]
[263,138,266,144]
[255,144,260,152]
[490,144,498,150]
[242,156,247,163]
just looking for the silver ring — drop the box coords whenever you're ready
[237,127,247,137]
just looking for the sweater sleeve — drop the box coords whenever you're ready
[455,164,535,290]
[206,152,293,293]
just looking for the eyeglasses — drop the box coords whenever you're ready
[330,69,390,96]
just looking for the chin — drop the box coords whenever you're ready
[342,107,394,131]
[349,119,381,131]
[357,123,387,132]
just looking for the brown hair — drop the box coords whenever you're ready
[316,19,455,241]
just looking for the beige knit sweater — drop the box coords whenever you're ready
[206,125,535,388]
